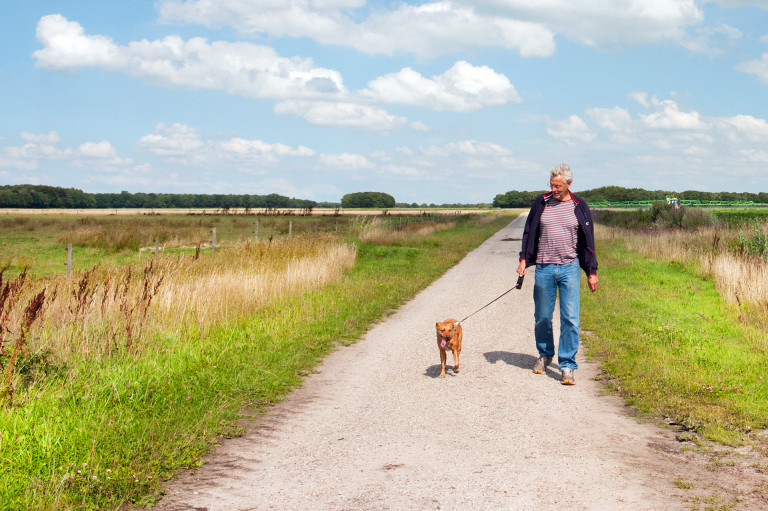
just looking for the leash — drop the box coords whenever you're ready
[454,275,524,325]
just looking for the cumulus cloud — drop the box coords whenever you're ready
[157,0,704,56]
[319,153,375,169]
[1,131,136,176]
[546,115,596,145]
[585,107,633,132]
[158,0,556,58]
[139,123,205,156]
[361,61,520,112]
[472,0,704,48]
[139,122,317,167]
[639,99,706,130]
[34,14,347,101]
[736,53,768,84]
[33,15,519,132]
[274,100,412,131]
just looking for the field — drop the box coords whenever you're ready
[0,211,512,510]
[584,205,768,445]
[3,206,768,509]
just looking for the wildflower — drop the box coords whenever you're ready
[106,469,111,473]
[186,395,191,400]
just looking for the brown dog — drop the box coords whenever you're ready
[435,319,462,378]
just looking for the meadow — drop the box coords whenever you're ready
[584,205,768,445]
[0,211,510,510]
[3,205,768,509]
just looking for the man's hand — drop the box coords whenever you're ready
[588,274,599,292]
[517,260,527,276]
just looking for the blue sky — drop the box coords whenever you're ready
[2,1,768,204]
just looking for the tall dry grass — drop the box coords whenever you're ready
[355,216,458,244]
[1,235,356,371]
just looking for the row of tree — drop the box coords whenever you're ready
[493,186,768,208]
[0,185,317,209]
[3,184,767,210]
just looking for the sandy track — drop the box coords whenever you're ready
[148,217,762,511]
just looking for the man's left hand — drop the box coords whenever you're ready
[588,274,599,292]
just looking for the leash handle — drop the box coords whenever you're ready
[515,274,524,289]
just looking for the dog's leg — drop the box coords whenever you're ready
[439,347,447,378]
[452,347,460,374]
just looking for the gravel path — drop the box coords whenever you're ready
[151,216,696,511]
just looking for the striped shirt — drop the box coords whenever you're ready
[536,198,578,265]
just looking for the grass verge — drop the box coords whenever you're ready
[581,236,768,445]
[0,214,513,510]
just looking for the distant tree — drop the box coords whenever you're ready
[341,191,395,208]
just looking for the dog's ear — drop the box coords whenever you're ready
[435,322,440,328]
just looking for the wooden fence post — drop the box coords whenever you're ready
[66,244,72,279]
[212,228,216,255]
[289,221,293,238]
[254,220,259,241]
[154,238,159,258]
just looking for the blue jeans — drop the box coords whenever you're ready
[533,259,581,370]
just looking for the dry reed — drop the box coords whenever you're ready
[2,235,356,366]
[356,216,458,244]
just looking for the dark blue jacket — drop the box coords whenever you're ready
[518,191,598,276]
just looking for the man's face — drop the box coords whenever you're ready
[550,175,570,201]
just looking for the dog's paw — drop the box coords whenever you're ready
[439,373,446,378]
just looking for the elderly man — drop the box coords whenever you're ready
[516,164,598,385]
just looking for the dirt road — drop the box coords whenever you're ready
[149,216,764,510]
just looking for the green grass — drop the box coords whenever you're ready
[0,214,513,510]
[582,237,768,444]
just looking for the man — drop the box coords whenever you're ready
[516,163,598,385]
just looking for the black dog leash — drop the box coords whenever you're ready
[454,274,524,325]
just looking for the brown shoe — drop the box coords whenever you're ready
[533,356,552,374]
[561,369,575,385]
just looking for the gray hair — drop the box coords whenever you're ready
[550,163,572,184]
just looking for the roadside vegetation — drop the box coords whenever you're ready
[584,203,768,444]
[0,211,512,510]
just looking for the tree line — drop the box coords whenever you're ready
[0,185,317,209]
[493,186,768,208]
[3,184,766,210]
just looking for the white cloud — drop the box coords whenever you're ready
[158,0,556,58]
[735,53,768,84]
[680,23,742,54]
[639,99,706,130]
[156,0,710,56]
[546,115,596,145]
[716,114,768,143]
[473,0,704,48]
[585,106,633,132]
[361,61,519,112]
[33,14,124,70]
[139,123,205,156]
[274,100,411,131]
[138,122,316,167]
[21,131,61,144]
[219,138,316,160]
[34,15,347,101]
[319,153,375,169]
[78,141,117,158]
